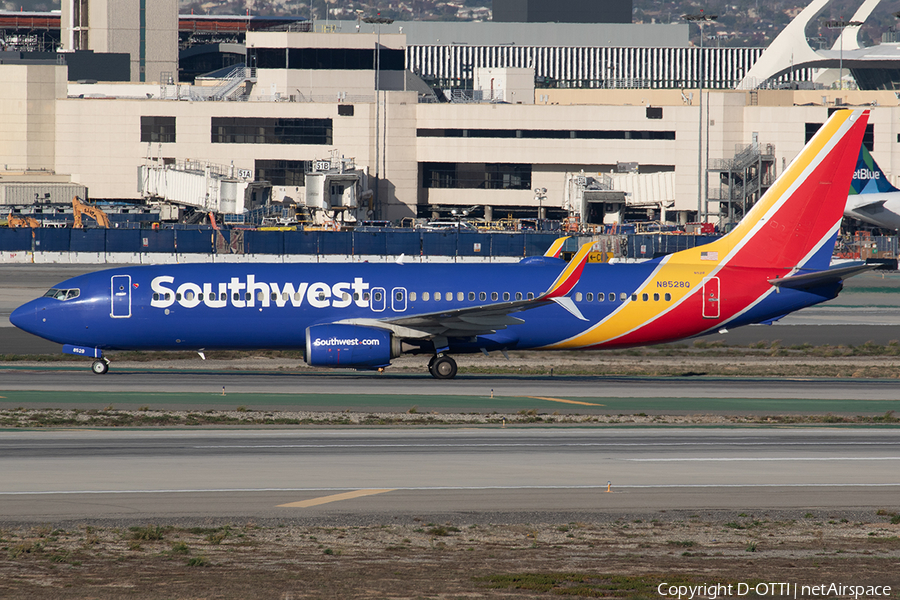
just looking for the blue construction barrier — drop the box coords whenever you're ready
[319,232,353,255]
[244,230,283,255]
[34,228,71,252]
[524,233,557,257]
[140,230,176,253]
[284,231,320,255]
[5,226,567,258]
[422,232,457,256]
[0,228,32,251]
[175,230,214,253]
[106,229,142,253]
[353,231,387,255]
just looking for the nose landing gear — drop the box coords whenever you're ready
[428,354,458,379]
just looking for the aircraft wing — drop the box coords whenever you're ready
[336,241,595,340]
[769,263,879,290]
[849,198,887,211]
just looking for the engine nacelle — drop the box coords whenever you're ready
[305,324,400,368]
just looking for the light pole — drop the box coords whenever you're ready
[684,11,717,223]
[363,16,394,219]
[824,19,862,90]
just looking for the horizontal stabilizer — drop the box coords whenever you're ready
[768,264,878,290]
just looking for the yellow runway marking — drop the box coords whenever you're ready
[527,396,605,407]
[278,489,394,508]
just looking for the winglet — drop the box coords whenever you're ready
[543,236,571,258]
[541,241,594,299]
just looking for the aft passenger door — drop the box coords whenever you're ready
[110,275,132,318]
[702,277,720,319]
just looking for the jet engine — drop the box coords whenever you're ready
[305,324,400,368]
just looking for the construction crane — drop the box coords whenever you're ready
[7,212,40,228]
[72,197,111,228]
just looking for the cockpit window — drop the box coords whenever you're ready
[43,288,80,301]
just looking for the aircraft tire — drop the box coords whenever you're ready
[91,360,109,375]
[431,355,457,379]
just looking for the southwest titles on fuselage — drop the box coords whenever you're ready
[150,275,371,310]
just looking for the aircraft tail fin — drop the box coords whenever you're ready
[701,109,869,273]
[850,145,899,195]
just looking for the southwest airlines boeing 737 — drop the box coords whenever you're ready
[10,109,873,379]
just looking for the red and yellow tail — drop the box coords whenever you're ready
[547,109,869,349]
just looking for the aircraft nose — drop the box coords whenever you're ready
[9,302,36,334]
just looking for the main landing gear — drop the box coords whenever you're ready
[428,354,457,379]
[91,358,110,375]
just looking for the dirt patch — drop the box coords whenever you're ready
[2,514,899,599]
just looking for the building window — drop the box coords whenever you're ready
[422,163,531,190]
[141,116,175,143]
[255,160,306,186]
[417,128,675,141]
[211,117,333,145]
[249,47,405,71]
[807,121,873,151]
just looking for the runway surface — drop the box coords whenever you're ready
[1,428,898,523]
[3,368,900,414]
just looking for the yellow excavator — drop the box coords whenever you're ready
[7,212,40,228]
[72,196,111,228]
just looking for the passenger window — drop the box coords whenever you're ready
[469,292,475,301]
[457,292,464,301]
[257,292,264,301]
[233,293,240,301]
[185,291,194,301]
[641,293,648,301]
[423,292,430,301]
[491,292,498,301]
[631,294,637,301]
[586,293,593,302]
[374,291,383,302]
[527,292,534,300]
[153,293,159,301]
[598,293,605,302]
[270,292,277,301]
[503,292,510,301]
[620,293,627,301]
[608,293,615,303]
[479,292,486,301]
[221,293,227,301]
[575,292,583,301]
[176,293,182,301]
[665,293,671,301]
[284,292,290,301]
[515,292,523,300]
[409,292,416,301]
[395,291,403,301]
[245,292,251,301]
[446,292,452,301]
[364,292,370,301]
[653,293,660,301]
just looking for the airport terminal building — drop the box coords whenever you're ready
[1,1,898,229]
